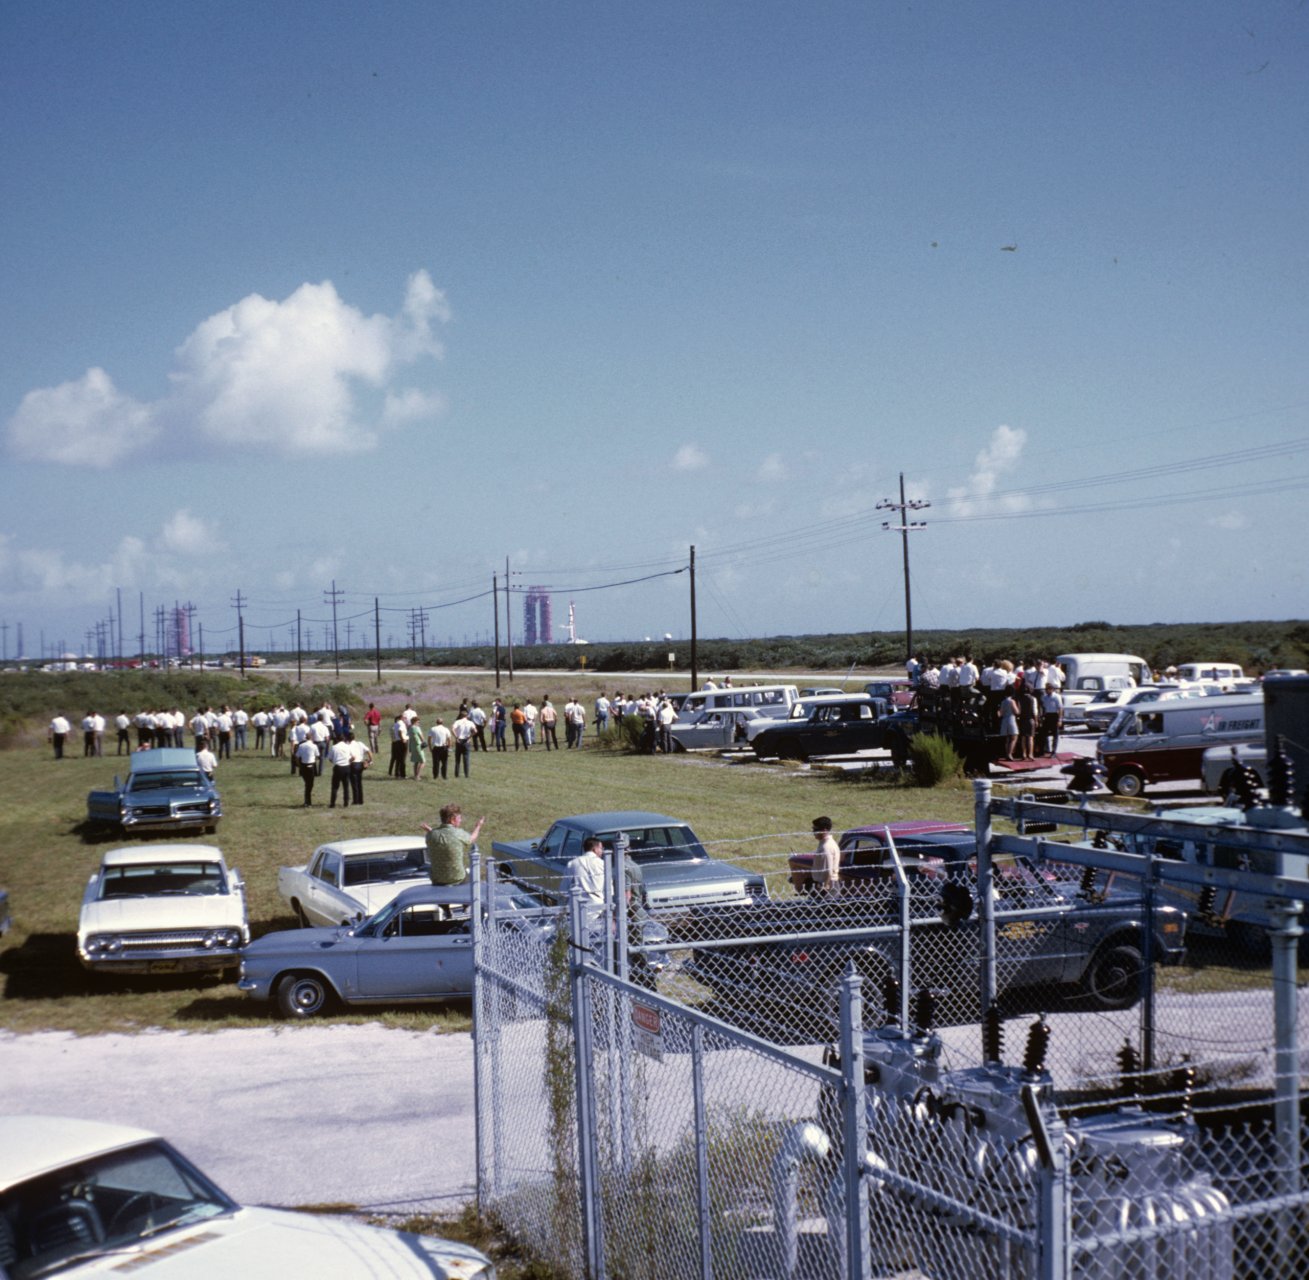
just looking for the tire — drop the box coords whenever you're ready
[291,899,310,927]
[778,742,803,762]
[1110,767,1146,798]
[1083,944,1142,1010]
[275,971,332,1019]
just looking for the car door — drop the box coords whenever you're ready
[354,903,470,998]
[305,850,351,926]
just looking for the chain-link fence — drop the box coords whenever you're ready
[473,784,1309,1277]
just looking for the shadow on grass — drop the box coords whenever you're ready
[0,932,231,999]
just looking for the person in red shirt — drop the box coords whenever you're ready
[363,702,382,753]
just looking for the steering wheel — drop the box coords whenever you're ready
[108,1191,166,1235]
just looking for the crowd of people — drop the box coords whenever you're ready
[906,654,1067,759]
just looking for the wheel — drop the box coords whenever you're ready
[108,1191,165,1235]
[291,899,310,927]
[778,742,803,762]
[1083,944,1142,1010]
[276,972,331,1019]
[1110,767,1146,798]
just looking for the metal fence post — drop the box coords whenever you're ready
[1024,1083,1069,1280]
[839,967,870,1279]
[472,841,488,1210]
[1271,900,1303,1237]
[691,1022,713,1280]
[1139,849,1156,1074]
[974,778,998,1013]
[569,888,605,1278]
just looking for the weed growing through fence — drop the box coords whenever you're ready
[542,924,581,1266]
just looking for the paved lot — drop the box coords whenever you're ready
[0,1025,476,1214]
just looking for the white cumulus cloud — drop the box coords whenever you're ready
[5,271,450,466]
[946,425,1030,516]
[672,443,710,472]
[8,368,157,468]
[755,452,786,482]
[162,509,223,555]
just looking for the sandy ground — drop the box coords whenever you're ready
[0,1024,477,1215]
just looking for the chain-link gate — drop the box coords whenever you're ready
[473,782,1309,1278]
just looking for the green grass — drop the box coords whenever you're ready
[0,671,978,1034]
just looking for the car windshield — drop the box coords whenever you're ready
[0,1139,234,1278]
[99,863,227,897]
[127,772,206,793]
[601,825,706,863]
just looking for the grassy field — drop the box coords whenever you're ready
[0,670,979,1034]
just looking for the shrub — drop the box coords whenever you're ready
[908,733,963,787]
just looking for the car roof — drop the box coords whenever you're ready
[127,748,201,772]
[101,844,225,867]
[554,812,685,830]
[313,836,427,858]
[0,1115,157,1190]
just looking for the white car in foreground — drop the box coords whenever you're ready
[78,845,248,977]
[0,1114,494,1278]
[277,837,433,928]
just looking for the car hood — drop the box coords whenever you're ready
[244,924,353,956]
[80,895,245,934]
[60,1206,491,1277]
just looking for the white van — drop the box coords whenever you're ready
[1056,653,1150,725]
[676,684,800,723]
[1096,692,1264,797]
[1175,662,1245,691]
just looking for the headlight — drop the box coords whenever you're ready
[203,929,243,950]
[86,935,123,954]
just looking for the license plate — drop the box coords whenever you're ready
[150,960,179,973]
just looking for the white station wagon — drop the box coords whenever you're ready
[77,844,249,977]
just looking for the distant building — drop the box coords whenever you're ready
[524,587,552,645]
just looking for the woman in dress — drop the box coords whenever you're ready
[998,692,1020,760]
[408,718,428,781]
[1017,687,1040,760]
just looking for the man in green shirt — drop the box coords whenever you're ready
[422,803,485,886]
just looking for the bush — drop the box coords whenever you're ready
[595,714,648,753]
[908,733,963,787]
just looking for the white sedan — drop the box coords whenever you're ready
[78,845,248,977]
[0,1114,494,1278]
[278,836,432,928]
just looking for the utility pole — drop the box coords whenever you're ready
[232,590,247,674]
[876,473,929,663]
[493,573,501,688]
[689,544,698,691]
[1,622,8,662]
[374,597,382,684]
[116,587,123,664]
[324,580,343,676]
[296,610,303,683]
[417,608,429,665]
[505,557,514,681]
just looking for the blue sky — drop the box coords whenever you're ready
[2,1,1306,659]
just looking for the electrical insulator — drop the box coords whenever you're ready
[1197,884,1219,925]
[1022,1015,1051,1076]
[982,1003,1004,1065]
[913,988,937,1036]
[1080,865,1098,896]
[1091,830,1109,850]
[1117,1038,1141,1098]
[1268,734,1293,808]
[1169,1055,1196,1117]
[882,974,901,1027]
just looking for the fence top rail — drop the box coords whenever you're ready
[991,795,1309,856]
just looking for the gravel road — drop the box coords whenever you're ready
[0,1025,476,1215]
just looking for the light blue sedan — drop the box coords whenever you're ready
[239,882,549,1018]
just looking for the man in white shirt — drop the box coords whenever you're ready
[567,697,587,749]
[195,739,218,780]
[309,717,332,775]
[468,702,487,752]
[327,737,354,808]
[347,733,372,805]
[233,706,249,751]
[427,718,452,778]
[271,706,291,758]
[251,708,269,752]
[115,712,132,755]
[452,710,476,778]
[294,736,320,806]
[190,709,209,748]
[49,714,71,759]
[522,700,538,746]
